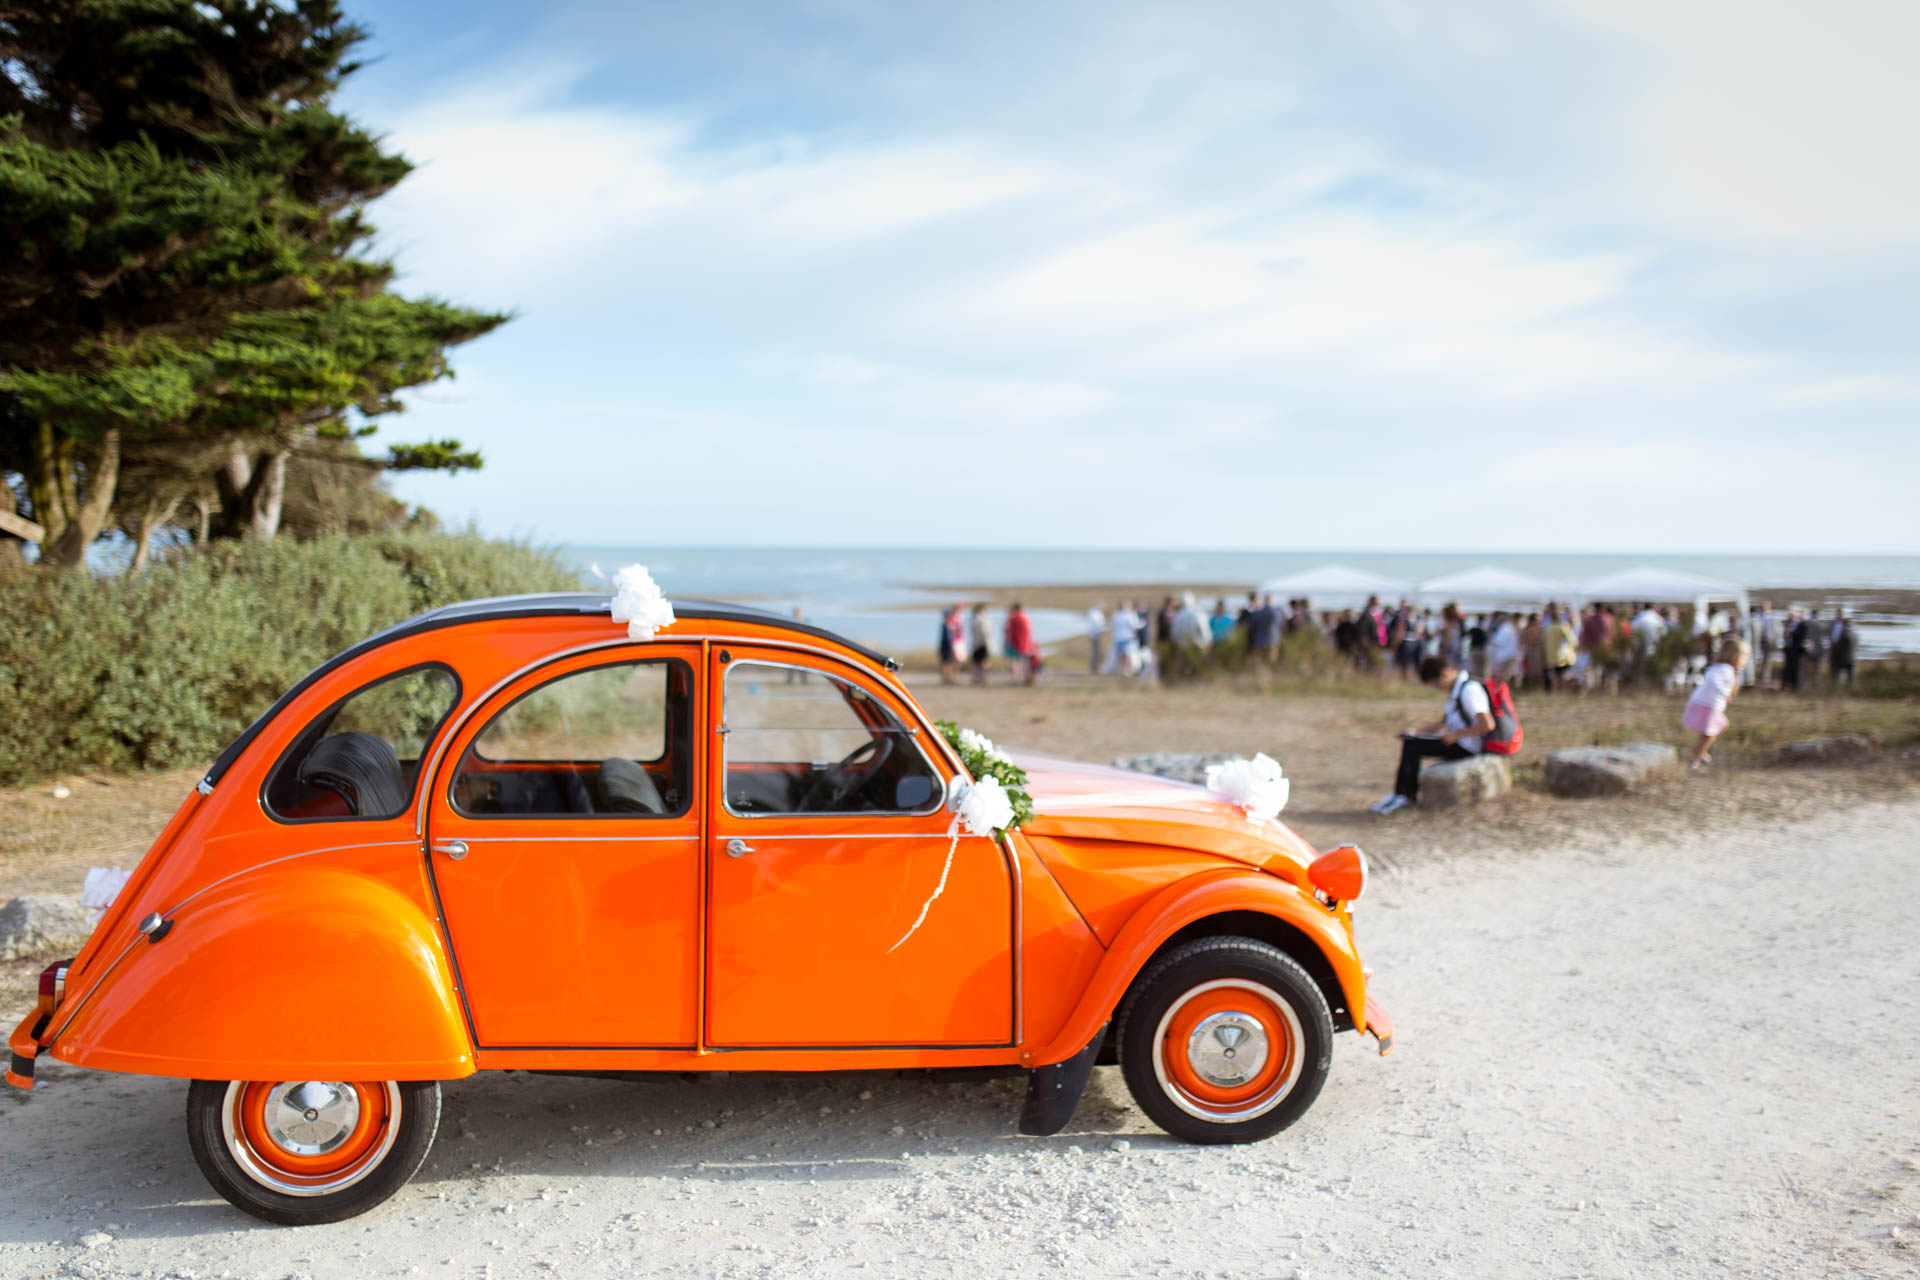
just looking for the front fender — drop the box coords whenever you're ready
[48,866,473,1081]
[1031,867,1367,1066]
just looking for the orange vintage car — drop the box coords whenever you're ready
[7,593,1392,1224]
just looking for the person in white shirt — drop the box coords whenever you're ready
[1370,656,1495,816]
[1487,612,1522,683]
[1170,593,1211,650]
[1086,602,1107,675]
[1753,600,1776,685]
[1631,604,1666,655]
[1109,602,1140,676]
[1683,637,1747,771]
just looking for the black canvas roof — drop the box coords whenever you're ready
[202,594,901,788]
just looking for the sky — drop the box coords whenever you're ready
[337,0,1920,553]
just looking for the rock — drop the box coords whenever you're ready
[78,1231,113,1248]
[1110,753,1238,786]
[1418,755,1511,809]
[1777,734,1871,765]
[0,894,94,962]
[1543,744,1679,798]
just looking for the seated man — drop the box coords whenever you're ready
[1370,655,1496,816]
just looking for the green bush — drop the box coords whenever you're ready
[0,534,581,784]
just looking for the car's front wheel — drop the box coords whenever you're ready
[1116,937,1332,1144]
[186,1078,440,1224]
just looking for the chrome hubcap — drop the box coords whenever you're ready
[264,1081,359,1155]
[1186,1011,1270,1087]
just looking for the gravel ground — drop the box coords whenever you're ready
[3,798,1916,1279]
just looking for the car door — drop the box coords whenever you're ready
[705,647,1014,1048]
[425,644,703,1048]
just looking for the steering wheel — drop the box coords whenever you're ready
[798,736,895,812]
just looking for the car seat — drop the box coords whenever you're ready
[599,757,666,814]
[299,731,408,818]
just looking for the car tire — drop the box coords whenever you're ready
[1115,937,1332,1144]
[186,1078,441,1225]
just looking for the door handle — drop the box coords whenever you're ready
[432,839,468,861]
[725,838,753,859]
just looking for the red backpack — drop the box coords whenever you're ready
[1456,677,1524,755]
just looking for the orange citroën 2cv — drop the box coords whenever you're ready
[8,591,1392,1224]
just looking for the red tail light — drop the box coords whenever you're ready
[37,960,71,1008]
[1309,845,1368,904]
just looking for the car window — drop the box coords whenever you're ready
[265,665,460,822]
[451,659,692,818]
[723,661,940,815]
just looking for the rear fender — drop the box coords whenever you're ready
[1030,868,1366,1066]
[48,866,473,1081]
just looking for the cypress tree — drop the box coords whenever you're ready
[0,1,505,566]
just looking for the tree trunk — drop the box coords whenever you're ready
[38,428,122,570]
[214,440,291,539]
[0,538,26,572]
[249,449,289,539]
[127,496,179,574]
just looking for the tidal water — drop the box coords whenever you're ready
[567,547,1920,657]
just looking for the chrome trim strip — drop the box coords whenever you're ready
[159,840,421,919]
[706,830,957,841]
[43,935,144,1046]
[451,835,696,844]
[46,838,421,1047]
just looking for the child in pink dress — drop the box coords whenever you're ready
[1683,637,1748,772]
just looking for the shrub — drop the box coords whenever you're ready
[0,534,581,784]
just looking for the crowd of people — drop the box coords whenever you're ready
[940,593,1860,694]
[1072,592,1858,694]
[937,602,1042,685]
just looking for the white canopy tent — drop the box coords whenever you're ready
[1414,566,1568,613]
[1256,564,1410,612]
[1575,567,1749,624]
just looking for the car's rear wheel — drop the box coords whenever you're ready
[186,1078,440,1224]
[1116,937,1331,1144]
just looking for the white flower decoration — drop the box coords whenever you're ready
[948,775,1015,837]
[1204,753,1290,821]
[957,727,1012,767]
[609,563,676,642]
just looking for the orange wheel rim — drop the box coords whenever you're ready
[1153,979,1302,1122]
[224,1081,399,1194]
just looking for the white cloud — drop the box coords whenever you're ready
[1556,0,1920,250]
[358,4,1920,552]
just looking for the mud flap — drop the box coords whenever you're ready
[1017,1020,1108,1137]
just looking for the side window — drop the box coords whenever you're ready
[265,665,460,822]
[451,659,692,818]
[724,661,940,815]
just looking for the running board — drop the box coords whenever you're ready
[1017,1021,1108,1137]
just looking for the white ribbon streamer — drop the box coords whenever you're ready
[888,777,1011,952]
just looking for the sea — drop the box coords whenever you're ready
[568,547,1920,658]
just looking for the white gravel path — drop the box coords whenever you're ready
[3,797,1916,1279]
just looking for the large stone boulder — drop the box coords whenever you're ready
[1111,753,1237,786]
[1543,744,1679,798]
[1777,734,1872,765]
[1418,754,1511,809]
[0,895,94,962]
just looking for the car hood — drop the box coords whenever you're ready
[1011,752,1319,876]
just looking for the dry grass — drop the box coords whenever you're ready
[909,677,1920,859]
